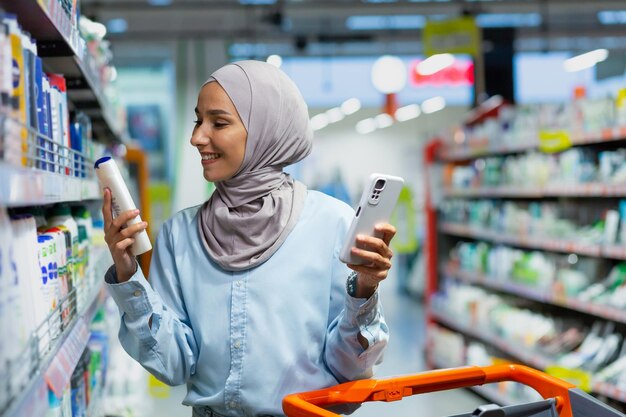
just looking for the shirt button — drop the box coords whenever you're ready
[234,340,241,349]
[133,290,141,297]
[228,401,237,409]
[235,281,242,287]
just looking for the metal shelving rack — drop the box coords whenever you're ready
[1,248,112,417]
[424,119,626,408]
[0,1,123,415]
[0,0,125,143]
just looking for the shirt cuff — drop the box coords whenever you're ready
[104,264,163,321]
[345,291,388,357]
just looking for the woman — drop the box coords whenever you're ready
[103,60,396,417]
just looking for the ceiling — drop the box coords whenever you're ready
[81,0,626,60]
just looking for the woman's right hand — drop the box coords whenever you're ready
[102,188,149,282]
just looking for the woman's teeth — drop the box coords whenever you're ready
[202,154,220,160]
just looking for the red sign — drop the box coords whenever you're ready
[409,59,474,87]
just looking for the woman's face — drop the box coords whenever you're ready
[190,82,247,182]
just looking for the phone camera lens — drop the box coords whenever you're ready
[374,179,386,190]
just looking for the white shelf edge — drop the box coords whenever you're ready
[430,310,626,404]
[443,184,626,199]
[438,126,626,162]
[439,222,626,260]
[442,263,626,325]
[0,162,101,206]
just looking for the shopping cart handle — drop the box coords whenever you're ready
[282,364,576,417]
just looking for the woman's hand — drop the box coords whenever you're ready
[347,223,397,299]
[102,188,148,282]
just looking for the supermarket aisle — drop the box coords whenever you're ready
[350,279,485,417]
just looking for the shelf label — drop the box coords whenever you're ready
[538,130,573,153]
[617,89,626,109]
[545,365,591,392]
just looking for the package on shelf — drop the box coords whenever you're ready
[0,11,102,178]
[438,93,626,157]
[2,14,27,166]
[430,324,465,367]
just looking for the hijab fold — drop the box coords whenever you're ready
[197,61,313,271]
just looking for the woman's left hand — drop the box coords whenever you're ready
[347,222,397,299]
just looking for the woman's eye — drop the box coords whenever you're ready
[193,119,201,126]
[214,121,228,128]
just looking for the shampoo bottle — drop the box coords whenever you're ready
[94,156,152,256]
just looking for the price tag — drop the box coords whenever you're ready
[538,130,573,153]
[616,88,626,109]
[545,365,592,392]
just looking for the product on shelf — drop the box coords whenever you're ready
[438,95,625,159]
[430,324,544,404]
[432,280,626,402]
[0,11,111,178]
[443,148,626,191]
[441,198,626,246]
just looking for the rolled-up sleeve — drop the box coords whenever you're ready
[104,223,198,386]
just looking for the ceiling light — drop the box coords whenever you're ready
[240,0,276,4]
[422,96,446,114]
[416,53,455,76]
[310,114,329,131]
[346,15,426,30]
[148,0,171,5]
[374,114,394,128]
[476,13,541,28]
[356,118,377,134]
[395,104,421,122]
[598,10,626,25]
[105,18,128,34]
[371,55,407,94]
[340,98,361,115]
[563,49,609,72]
[266,54,282,68]
[325,107,345,123]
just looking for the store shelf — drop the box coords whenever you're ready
[0,162,100,207]
[443,183,626,199]
[468,385,517,407]
[430,310,626,404]
[439,126,626,162]
[431,310,551,370]
[431,358,517,406]
[442,263,626,324]
[1,246,111,417]
[0,0,124,142]
[439,222,626,260]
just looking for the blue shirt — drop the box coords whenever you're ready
[105,190,388,417]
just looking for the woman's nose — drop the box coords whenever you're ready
[191,128,209,147]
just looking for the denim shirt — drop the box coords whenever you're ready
[105,190,388,417]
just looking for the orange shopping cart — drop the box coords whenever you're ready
[283,364,626,417]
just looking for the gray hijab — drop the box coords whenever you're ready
[198,60,313,271]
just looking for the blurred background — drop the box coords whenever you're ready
[3,1,626,417]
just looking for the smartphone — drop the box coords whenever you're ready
[339,173,404,265]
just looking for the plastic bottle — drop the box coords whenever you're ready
[42,227,70,328]
[46,389,62,417]
[71,206,92,281]
[619,200,626,245]
[47,205,80,310]
[71,357,87,417]
[94,156,152,255]
[37,234,54,347]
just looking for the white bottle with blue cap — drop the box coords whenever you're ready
[94,156,152,256]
